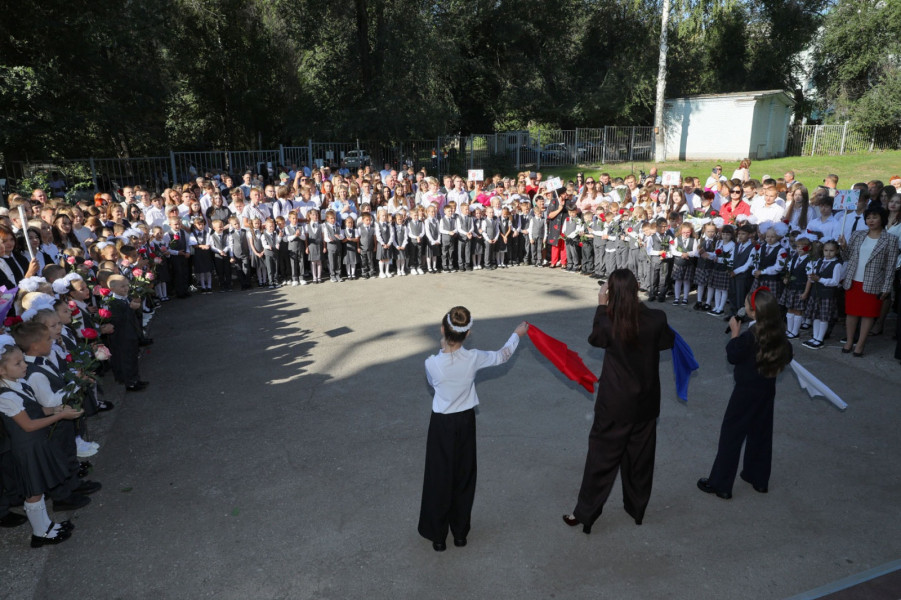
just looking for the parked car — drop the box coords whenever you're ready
[541,143,570,161]
[344,150,371,168]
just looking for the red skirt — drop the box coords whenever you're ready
[845,280,883,318]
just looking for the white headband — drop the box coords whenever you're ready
[0,334,16,356]
[21,294,56,322]
[446,314,473,334]
[19,277,47,293]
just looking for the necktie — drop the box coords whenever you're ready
[852,215,861,232]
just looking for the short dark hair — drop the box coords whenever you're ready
[864,206,888,228]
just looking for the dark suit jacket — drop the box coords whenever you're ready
[588,304,675,423]
[0,253,30,291]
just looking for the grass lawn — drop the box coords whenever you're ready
[533,150,901,191]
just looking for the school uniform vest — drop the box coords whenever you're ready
[359,225,375,251]
[484,217,498,239]
[378,222,392,244]
[787,254,810,290]
[529,216,545,238]
[758,245,780,271]
[324,224,340,250]
[169,230,188,253]
[563,218,578,238]
[194,229,209,246]
[26,359,68,394]
[263,231,278,254]
[811,259,839,299]
[394,223,408,246]
[733,241,753,270]
[499,217,510,236]
[440,217,455,242]
[306,223,322,245]
[427,218,440,241]
[0,384,45,449]
[344,227,358,249]
[408,220,424,238]
[251,231,264,252]
[458,215,473,235]
[211,232,229,254]
[649,233,667,252]
[674,237,696,265]
[228,229,249,259]
[283,225,304,250]
[697,237,717,268]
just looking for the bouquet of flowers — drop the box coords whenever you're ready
[129,268,156,299]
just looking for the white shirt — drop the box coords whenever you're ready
[425,333,520,414]
[751,201,785,224]
[806,215,841,243]
[840,211,868,243]
[0,378,27,417]
[24,355,66,408]
[853,236,878,282]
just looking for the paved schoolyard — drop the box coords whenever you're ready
[2,266,899,599]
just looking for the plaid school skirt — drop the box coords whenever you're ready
[672,260,695,282]
[805,296,837,322]
[695,262,714,286]
[751,275,784,300]
[709,266,730,290]
[780,287,809,311]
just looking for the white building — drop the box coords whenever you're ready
[663,90,795,161]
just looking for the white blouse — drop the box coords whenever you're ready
[0,378,26,418]
[425,333,520,414]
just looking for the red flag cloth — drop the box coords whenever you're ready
[526,322,598,393]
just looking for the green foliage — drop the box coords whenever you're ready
[812,0,901,127]
[0,0,838,162]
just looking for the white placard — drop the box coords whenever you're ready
[661,171,681,186]
[832,189,860,212]
[468,169,484,181]
[544,177,563,191]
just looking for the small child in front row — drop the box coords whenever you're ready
[707,225,735,316]
[670,223,697,305]
[694,223,718,311]
[406,207,425,275]
[358,212,376,279]
[343,216,360,280]
[424,205,441,274]
[780,235,813,339]
[375,208,395,278]
[191,217,215,294]
[802,241,844,349]
[393,211,409,276]
[0,337,82,548]
[106,275,147,392]
[305,210,324,284]
[323,211,344,283]
[249,218,267,288]
[262,218,281,288]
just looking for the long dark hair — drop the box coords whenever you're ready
[606,269,640,345]
[749,289,791,377]
[786,185,810,229]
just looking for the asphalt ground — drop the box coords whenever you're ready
[1,265,899,600]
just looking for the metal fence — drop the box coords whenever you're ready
[786,123,901,156]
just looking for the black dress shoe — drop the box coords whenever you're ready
[53,494,91,511]
[138,338,154,347]
[96,401,114,412]
[432,541,446,552]
[77,461,92,478]
[74,480,102,495]
[740,472,768,493]
[453,538,467,547]
[0,512,28,528]
[697,478,732,499]
[31,528,72,548]
[57,520,75,533]
[562,514,591,534]
[125,381,148,392]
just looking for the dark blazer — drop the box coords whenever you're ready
[0,253,30,290]
[588,304,675,423]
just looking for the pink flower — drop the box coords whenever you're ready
[132,268,143,278]
[66,256,77,265]
[669,239,675,245]
[98,287,111,297]
[94,345,112,361]
[83,260,94,268]
[145,272,155,281]
[98,308,112,319]
[153,256,163,265]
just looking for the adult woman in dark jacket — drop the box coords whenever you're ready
[698,288,792,499]
[838,207,899,356]
[563,269,675,533]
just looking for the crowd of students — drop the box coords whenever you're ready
[1,159,899,548]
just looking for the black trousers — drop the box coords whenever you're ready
[170,255,191,297]
[649,256,669,300]
[232,256,251,288]
[287,243,304,281]
[360,250,374,277]
[729,272,752,317]
[418,409,477,544]
[707,387,775,494]
[573,413,657,527]
[213,255,232,290]
[441,239,455,271]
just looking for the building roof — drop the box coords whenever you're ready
[666,90,794,104]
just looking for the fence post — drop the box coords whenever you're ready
[629,126,636,162]
[307,139,313,168]
[839,121,849,155]
[602,127,607,164]
[169,151,177,185]
[88,157,99,192]
[278,144,285,167]
[515,139,520,172]
[810,126,819,157]
[537,132,542,171]
[574,128,580,166]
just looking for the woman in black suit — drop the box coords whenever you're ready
[563,269,675,533]
[698,288,793,499]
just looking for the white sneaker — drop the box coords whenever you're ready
[300,280,309,285]
[417,268,424,275]
[291,280,298,287]
[379,273,387,279]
